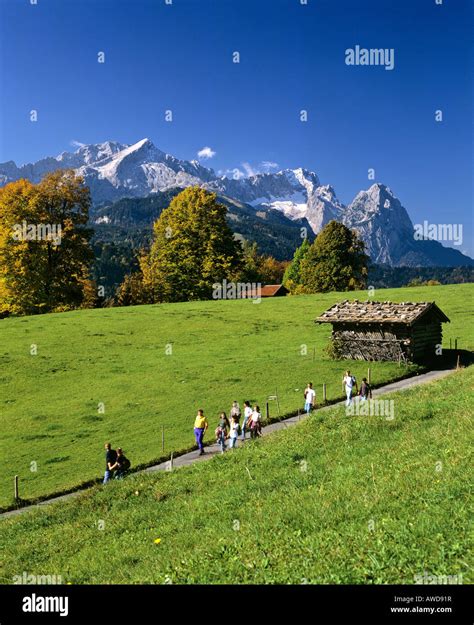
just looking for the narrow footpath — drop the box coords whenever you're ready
[1,368,455,520]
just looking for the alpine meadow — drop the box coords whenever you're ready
[0,0,473,623]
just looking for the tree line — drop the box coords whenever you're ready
[0,169,381,316]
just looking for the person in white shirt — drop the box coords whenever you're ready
[304,382,316,414]
[242,400,253,440]
[229,415,240,449]
[342,370,358,406]
[250,405,262,439]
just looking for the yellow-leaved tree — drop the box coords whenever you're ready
[141,187,243,302]
[0,170,94,316]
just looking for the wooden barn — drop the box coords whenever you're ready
[316,300,450,363]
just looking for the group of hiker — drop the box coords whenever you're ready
[193,400,262,455]
[102,370,374,482]
[342,370,373,406]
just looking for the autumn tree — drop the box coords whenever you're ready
[282,237,311,292]
[299,221,368,292]
[115,269,152,306]
[0,170,93,315]
[142,187,243,302]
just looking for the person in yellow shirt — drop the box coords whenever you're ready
[193,409,208,455]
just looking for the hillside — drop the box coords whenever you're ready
[91,190,315,261]
[0,367,471,584]
[0,283,472,509]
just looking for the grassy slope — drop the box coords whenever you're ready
[0,367,472,584]
[0,283,472,507]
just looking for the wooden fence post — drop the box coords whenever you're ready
[161,425,165,452]
[367,368,371,384]
[322,383,327,403]
[170,452,174,471]
[455,338,458,350]
[14,475,19,501]
[266,402,269,420]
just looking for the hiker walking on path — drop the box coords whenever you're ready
[359,377,372,401]
[229,414,241,449]
[242,400,252,440]
[230,401,241,420]
[194,409,208,456]
[250,405,262,439]
[103,443,117,484]
[215,412,230,453]
[304,382,316,414]
[343,370,358,406]
[112,447,131,480]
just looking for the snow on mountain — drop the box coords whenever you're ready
[0,139,472,266]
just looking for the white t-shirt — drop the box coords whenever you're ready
[305,388,316,404]
[251,410,261,423]
[230,421,239,437]
[344,375,356,389]
[244,406,252,422]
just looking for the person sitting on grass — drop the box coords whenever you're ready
[359,377,373,401]
[215,412,230,453]
[194,409,208,456]
[113,447,131,479]
[103,442,117,484]
[250,405,262,439]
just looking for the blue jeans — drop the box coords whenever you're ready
[103,470,113,484]
[194,427,205,451]
[304,402,312,414]
[218,431,226,452]
[229,435,238,449]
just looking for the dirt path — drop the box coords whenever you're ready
[1,368,455,520]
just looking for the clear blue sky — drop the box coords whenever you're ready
[1,0,472,254]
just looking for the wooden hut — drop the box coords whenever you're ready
[316,300,450,363]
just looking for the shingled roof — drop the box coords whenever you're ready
[316,300,450,326]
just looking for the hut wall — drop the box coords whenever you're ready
[411,320,442,362]
[331,323,412,362]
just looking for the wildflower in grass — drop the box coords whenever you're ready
[154,538,162,544]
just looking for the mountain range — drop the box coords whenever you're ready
[1,138,472,267]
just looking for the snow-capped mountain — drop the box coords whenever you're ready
[1,138,472,267]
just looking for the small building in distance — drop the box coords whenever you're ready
[246,284,289,298]
[316,300,450,363]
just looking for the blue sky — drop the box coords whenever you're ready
[1,0,472,254]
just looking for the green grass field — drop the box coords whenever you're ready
[0,283,472,509]
[0,366,471,584]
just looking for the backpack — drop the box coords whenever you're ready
[121,456,131,471]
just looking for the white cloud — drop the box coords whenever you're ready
[70,140,85,148]
[220,160,281,180]
[197,146,216,160]
[261,161,279,172]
